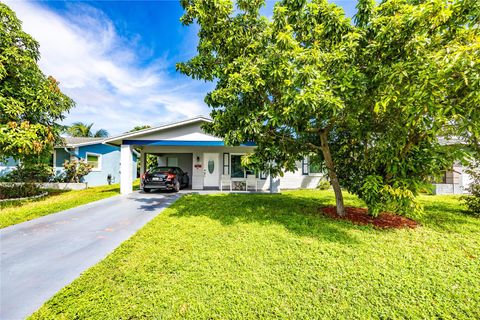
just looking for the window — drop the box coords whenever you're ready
[309,162,323,174]
[86,153,101,171]
[302,157,323,175]
[302,158,309,175]
[259,171,267,180]
[208,159,215,174]
[230,154,259,178]
[150,167,175,174]
[231,155,244,178]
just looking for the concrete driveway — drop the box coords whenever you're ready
[0,191,181,320]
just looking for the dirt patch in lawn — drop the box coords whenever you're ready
[322,206,418,229]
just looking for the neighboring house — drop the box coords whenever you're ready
[104,116,325,194]
[0,137,138,187]
[55,137,138,187]
[432,137,474,195]
[432,163,473,195]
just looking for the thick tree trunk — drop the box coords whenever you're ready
[319,130,346,216]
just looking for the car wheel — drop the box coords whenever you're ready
[143,188,151,193]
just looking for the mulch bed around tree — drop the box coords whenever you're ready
[322,206,418,229]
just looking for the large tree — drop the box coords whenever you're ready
[178,0,479,216]
[0,3,74,162]
[67,122,109,138]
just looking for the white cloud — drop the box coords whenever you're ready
[4,0,210,135]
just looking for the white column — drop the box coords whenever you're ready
[140,149,146,178]
[120,144,133,195]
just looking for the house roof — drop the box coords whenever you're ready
[55,137,140,157]
[56,137,105,148]
[103,116,213,146]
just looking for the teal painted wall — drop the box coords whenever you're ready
[1,146,137,187]
[76,144,137,187]
[55,149,70,167]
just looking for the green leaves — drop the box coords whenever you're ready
[67,122,109,138]
[179,0,479,216]
[360,175,423,217]
[0,3,74,162]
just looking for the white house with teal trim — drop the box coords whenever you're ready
[2,117,472,194]
[1,137,138,187]
[104,116,324,195]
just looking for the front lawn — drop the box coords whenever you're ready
[30,190,479,319]
[0,180,139,229]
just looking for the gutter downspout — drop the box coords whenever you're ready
[63,147,81,159]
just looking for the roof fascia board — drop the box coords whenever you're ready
[103,116,212,145]
[123,140,256,147]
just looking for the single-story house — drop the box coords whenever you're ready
[432,163,473,195]
[104,116,324,194]
[2,118,473,194]
[0,137,138,187]
[432,137,475,195]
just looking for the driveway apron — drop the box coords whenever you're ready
[0,191,180,320]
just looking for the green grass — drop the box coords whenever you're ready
[30,190,479,319]
[0,180,139,229]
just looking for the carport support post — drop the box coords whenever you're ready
[120,144,133,195]
[140,149,146,178]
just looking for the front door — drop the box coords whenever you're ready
[203,153,220,188]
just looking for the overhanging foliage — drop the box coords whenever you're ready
[179,0,479,216]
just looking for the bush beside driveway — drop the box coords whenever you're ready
[30,190,480,319]
[0,180,139,229]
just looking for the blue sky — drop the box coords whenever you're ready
[6,0,357,135]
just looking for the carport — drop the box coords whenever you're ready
[104,116,262,195]
[150,153,193,188]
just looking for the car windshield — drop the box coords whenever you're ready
[149,167,175,174]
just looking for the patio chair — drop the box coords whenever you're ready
[246,174,258,191]
[220,174,232,191]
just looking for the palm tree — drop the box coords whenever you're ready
[67,122,109,138]
[128,125,151,133]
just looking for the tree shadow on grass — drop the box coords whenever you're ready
[132,194,181,212]
[419,201,480,234]
[167,193,368,244]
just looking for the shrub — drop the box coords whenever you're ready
[317,178,330,190]
[418,183,435,195]
[50,171,67,183]
[0,163,53,182]
[462,163,480,217]
[63,160,92,183]
[0,183,42,200]
[359,175,423,218]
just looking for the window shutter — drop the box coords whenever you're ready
[302,158,309,175]
[223,153,229,175]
